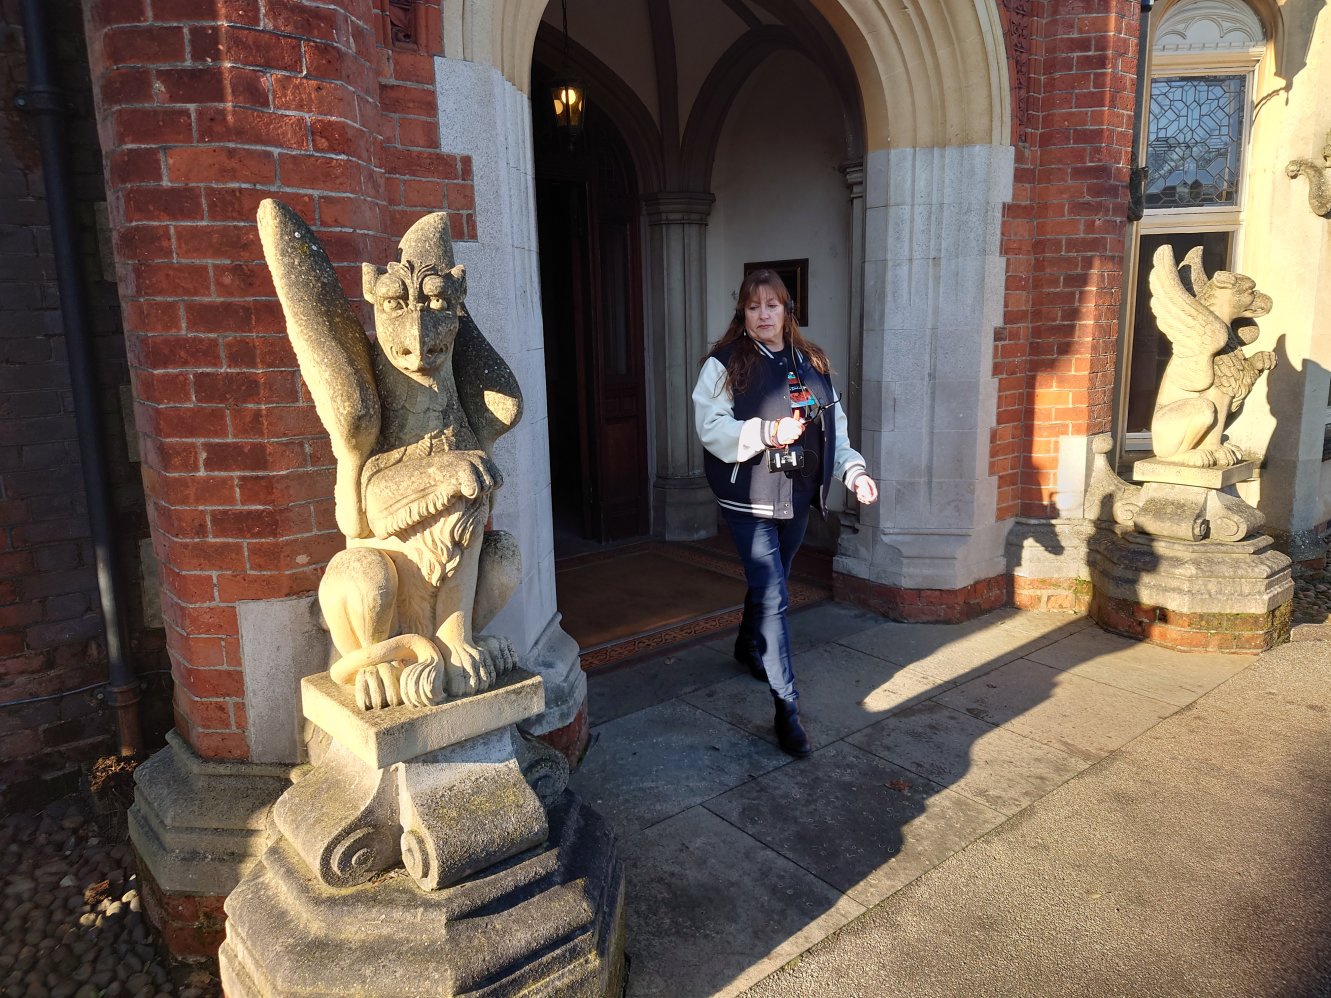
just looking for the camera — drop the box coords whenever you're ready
[766,445,806,473]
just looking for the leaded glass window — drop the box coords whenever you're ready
[1145,75,1246,209]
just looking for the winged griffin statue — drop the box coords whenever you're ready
[258,200,522,711]
[1148,243,1276,469]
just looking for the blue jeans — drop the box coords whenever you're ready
[721,493,813,702]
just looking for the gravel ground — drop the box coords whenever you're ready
[1292,565,1331,626]
[0,792,220,998]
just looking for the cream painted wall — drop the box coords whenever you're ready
[707,50,853,386]
[706,49,855,527]
[1215,0,1331,550]
[540,0,660,128]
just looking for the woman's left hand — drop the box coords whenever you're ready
[852,473,878,505]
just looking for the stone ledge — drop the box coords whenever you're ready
[220,791,626,997]
[1131,458,1254,489]
[520,615,586,736]
[302,668,545,769]
[1291,622,1331,642]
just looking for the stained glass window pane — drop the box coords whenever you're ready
[1145,75,1246,209]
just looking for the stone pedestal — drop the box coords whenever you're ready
[1129,459,1264,543]
[219,669,625,996]
[1088,527,1294,652]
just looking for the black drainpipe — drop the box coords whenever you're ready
[16,0,143,756]
[1127,0,1155,222]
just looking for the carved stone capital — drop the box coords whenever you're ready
[1127,476,1264,545]
[643,191,715,226]
[273,737,401,890]
[277,668,551,892]
[840,159,865,196]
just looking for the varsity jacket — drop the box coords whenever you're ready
[692,338,869,519]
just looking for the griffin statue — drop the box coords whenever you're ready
[1148,243,1276,469]
[257,200,523,712]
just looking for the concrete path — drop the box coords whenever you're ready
[569,605,1331,997]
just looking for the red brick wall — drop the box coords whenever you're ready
[83,0,474,761]
[993,2,1137,520]
[1,0,170,807]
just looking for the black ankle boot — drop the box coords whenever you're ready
[734,641,766,680]
[772,694,812,758]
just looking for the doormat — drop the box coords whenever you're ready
[555,542,830,670]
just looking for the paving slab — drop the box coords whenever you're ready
[682,644,937,746]
[587,642,744,724]
[619,806,866,998]
[705,741,1005,907]
[1024,624,1253,706]
[837,610,1090,686]
[935,656,1177,762]
[742,641,1331,998]
[845,700,1090,816]
[702,600,885,660]
[568,700,788,836]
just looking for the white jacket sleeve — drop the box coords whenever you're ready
[831,397,869,488]
[692,357,766,463]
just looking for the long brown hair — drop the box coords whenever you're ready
[703,269,830,397]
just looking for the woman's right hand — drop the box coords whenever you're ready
[773,416,804,447]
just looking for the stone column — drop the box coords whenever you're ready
[644,192,717,540]
[841,160,865,452]
[84,0,390,956]
[436,57,587,762]
[835,144,1016,621]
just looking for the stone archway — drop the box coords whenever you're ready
[442,0,1011,150]
[438,0,1019,613]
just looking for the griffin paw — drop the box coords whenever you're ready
[354,662,404,711]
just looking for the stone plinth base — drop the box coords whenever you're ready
[532,699,589,769]
[128,731,293,958]
[1006,518,1095,612]
[136,862,229,959]
[219,792,626,998]
[1011,576,1091,613]
[1088,528,1293,653]
[652,474,717,541]
[833,572,1007,623]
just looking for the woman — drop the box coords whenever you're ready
[692,269,878,758]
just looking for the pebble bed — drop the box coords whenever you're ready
[1292,567,1331,626]
[0,796,219,998]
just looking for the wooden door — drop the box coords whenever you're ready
[534,86,648,544]
[585,158,647,540]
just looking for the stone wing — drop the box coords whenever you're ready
[1148,243,1229,394]
[454,305,523,452]
[258,199,380,538]
[1213,332,1261,408]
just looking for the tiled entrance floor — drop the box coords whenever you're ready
[569,605,1256,997]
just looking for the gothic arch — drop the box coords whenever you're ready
[531,26,665,193]
[678,27,863,192]
[444,0,1012,150]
